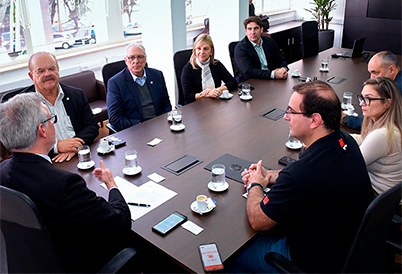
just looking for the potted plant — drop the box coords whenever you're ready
[304,0,337,51]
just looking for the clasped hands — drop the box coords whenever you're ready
[241,160,279,190]
[52,137,84,163]
[274,67,288,79]
[199,88,222,98]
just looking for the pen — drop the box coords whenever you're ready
[128,202,151,207]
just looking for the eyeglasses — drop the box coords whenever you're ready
[284,106,310,116]
[357,95,386,106]
[126,55,146,61]
[41,114,57,125]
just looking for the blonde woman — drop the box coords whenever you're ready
[181,34,237,104]
[352,77,402,211]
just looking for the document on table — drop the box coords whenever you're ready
[101,176,177,221]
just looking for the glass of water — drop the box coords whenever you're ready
[242,83,251,97]
[78,145,92,164]
[211,164,226,187]
[320,59,329,70]
[342,91,353,109]
[125,150,139,173]
[172,110,183,127]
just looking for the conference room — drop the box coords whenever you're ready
[1,0,401,273]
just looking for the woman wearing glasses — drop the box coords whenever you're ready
[181,34,237,104]
[352,77,402,212]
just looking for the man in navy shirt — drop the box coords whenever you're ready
[228,81,372,273]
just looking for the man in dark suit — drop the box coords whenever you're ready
[234,16,289,83]
[0,93,132,273]
[20,52,99,163]
[107,43,172,131]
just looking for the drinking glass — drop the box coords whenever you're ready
[78,145,92,163]
[342,91,353,109]
[211,164,226,187]
[125,150,139,172]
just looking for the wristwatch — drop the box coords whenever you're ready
[246,183,263,194]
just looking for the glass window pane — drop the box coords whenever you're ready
[122,0,141,38]
[262,0,290,13]
[186,0,208,27]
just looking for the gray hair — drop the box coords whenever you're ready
[125,42,146,56]
[376,51,400,69]
[0,93,48,151]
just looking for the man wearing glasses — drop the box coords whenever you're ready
[0,93,132,273]
[107,43,172,131]
[18,51,99,163]
[227,81,372,273]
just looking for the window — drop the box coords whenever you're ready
[122,0,141,37]
[252,0,291,14]
[186,0,209,28]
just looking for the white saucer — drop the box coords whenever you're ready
[97,144,115,154]
[291,73,301,77]
[77,160,95,170]
[319,67,329,72]
[170,124,185,131]
[342,110,358,117]
[219,93,233,100]
[285,141,303,150]
[190,200,214,215]
[208,181,229,192]
[122,166,142,175]
[240,95,253,101]
[167,114,172,121]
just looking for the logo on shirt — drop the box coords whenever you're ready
[263,195,269,205]
[338,138,347,150]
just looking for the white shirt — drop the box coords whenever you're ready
[248,38,275,79]
[352,127,402,195]
[36,84,76,153]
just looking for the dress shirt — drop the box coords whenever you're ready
[249,38,275,79]
[36,85,76,153]
[35,153,52,164]
[131,69,147,86]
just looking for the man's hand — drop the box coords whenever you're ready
[242,160,280,188]
[274,68,288,79]
[57,137,84,153]
[52,152,76,163]
[93,160,117,189]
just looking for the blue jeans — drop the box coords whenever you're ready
[225,236,291,273]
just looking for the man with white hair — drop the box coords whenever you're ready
[107,43,172,131]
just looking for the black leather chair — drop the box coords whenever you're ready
[264,182,402,273]
[0,87,25,103]
[301,21,319,59]
[102,60,127,92]
[0,185,136,273]
[173,49,192,106]
[228,41,240,77]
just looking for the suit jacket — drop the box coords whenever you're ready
[20,84,99,145]
[234,35,288,83]
[0,153,131,273]
[107,67,172,131]
[181,61,238,104]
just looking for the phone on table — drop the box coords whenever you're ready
[151,211,187,235]
[278,156,297,166]
[199,243,224,272]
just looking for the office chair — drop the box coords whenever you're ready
[301,21,319,59]
[173,49,192,106]
[102,60,127,92]
[0,87,25,103]
[264,182,402,273]
[228,41,240,77]
[0,185,136,274]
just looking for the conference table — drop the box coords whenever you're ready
[57,47,374,273]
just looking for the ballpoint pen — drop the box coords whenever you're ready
[128,202,151,207]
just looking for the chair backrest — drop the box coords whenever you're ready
[0,87,25,103]
[102,60,127,92]
[342,182,402,273]
[173,49,192,106]
[301,21,319,58]
[0,185,64,273]
[228,41,240,77]
[59,70,104,103]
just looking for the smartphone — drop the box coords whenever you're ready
[199,243,224,272]
[152,211,187,235]
[278,156,297,166]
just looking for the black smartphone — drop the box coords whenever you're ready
[152,211,187,235]
[199,243,224,272]
[278,156,297,166]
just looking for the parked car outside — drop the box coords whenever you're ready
[53,33,74,49]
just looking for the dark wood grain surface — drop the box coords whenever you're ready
[56,48,374,273]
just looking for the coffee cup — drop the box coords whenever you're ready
[196,195,208,211]
[292,69,300,76]
[346,106,354,115]
[222,89,229,98]
[99,139,109,152]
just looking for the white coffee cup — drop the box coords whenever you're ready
[346,106,354,115]
[99,139,109,152]
[196,195,208,211]
[222,89,229,98]
[292,69,300,76]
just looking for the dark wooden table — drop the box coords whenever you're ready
[56,48,373,273]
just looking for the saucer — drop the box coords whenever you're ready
[190,198,216,215]
[319,67,329,72]
[285,141,303,150]
[240,95,253,101]
[77,160,95,170]
[97,144,115,154]
[291,73,301,78]
[219,93,233,100]
[122,166,142,176]
[342,110,358,117]
[170,124,185,131]
[208,181,229,192]
[167,114,172,121]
